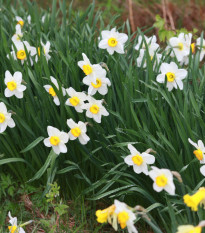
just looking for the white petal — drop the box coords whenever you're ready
[142,153,155,164]
[156,74,165,83]
[4,88,14,98]
[17,85,26,92]
[98,39,108,49]
[13,71,22,84]
[0,102,7,112]
[128,144,140,155]
[153,182,163,192]
[188,138,198,149]
[44,138,51,147]
[59,132,69,143]
[59,143,67,153]
[53,97,60,106]
[52,145,60,155]
[164,183,175,195]
[200,165,205,176]
[7,119,15,128]
[15,91,23,99]
[5,71,13,84]
[67,119,76,129]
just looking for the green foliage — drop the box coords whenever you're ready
[153,14,198,42]
[1,0,205,232]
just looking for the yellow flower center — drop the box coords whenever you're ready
[7,81,17,91]
[71,127,81,137]
[50,136,60,146]
[118,211,129,229]
[90,104,99,114]
[191,43,195,54]
[156,174,168,187]
[17,20,24,27]
[184,187,205,211]
[69,96,80,106]
[108,37,118,47]
[166,72,176,82]
[16,50,26,60]
[178,42,184,50]
[83,65,92,75]
[189,227,202,233]
[48,87,56,97]
[8,225,17,233]
[96,205,115,223]
[38,47,46,56]
[0,113,5,123]
[132,155,143,166]
[194,149,203,161]
[91,78,102,88]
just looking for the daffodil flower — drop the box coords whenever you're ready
[43,126,69,155]
[98,28,128,55]
[8,211,25,233]
[0,102,15,133]
[78,53,104,84]
[12,24,23,44]
[177,225,202,233]
[184,187,205,211]
[81,96,109,123]
[135,35,159,52]
[67,119,90,145]
[196,37,205,61]
[8,41,36,66]
[35,41,51,62]
[136,48,162,69]
[149,166,175,195]
[83,69,111,96]
[65,87,87,112]
[114,200,138,233]
[15,16,24,27]
[188,138,205,163]
[4,71,26,99]
[124,144,155,175]
[44,76,66,106]
[168,33,191,62]
[156,62,187,91]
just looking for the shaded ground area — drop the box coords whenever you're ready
[33,0,205,33]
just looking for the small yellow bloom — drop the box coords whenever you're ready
[71,127,81,137]
[16,50,26,60]
[108,37,118,47]
[132,155,143,166]
[17,20,24,27]
[90,104,99,114]
[156,174,168,187]
[50,136,60,146]
[177,225,202,233]
[191,43,195,54]
[166,72,176,82]
[48,87,56,97]
[117,211,129,229]
[91,79,102,88]
[8,225,17,233]
[96,205,115,223]
[69,96,80,106]
[194,149,203,161]
[184,187,205,211]
[83,65,92,75]
[0,113,6,123]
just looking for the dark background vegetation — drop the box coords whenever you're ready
[33,0,205,33]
